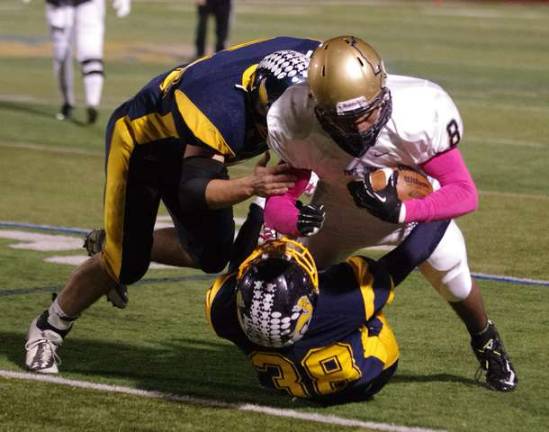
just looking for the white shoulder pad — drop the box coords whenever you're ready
[387,75,463,164]
[266,83,314,163]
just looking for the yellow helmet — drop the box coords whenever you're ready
[308,36,392,157]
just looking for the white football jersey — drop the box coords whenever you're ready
[267,73,463,177]
[266,74,466,268]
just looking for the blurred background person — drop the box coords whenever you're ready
[194,0,232,59]
[44,0,131,124]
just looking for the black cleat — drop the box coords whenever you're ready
[471,321,517,392]
[56,103,73,121]
[87,107,98,124]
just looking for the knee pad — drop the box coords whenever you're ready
[419,221,472,302]
[184,211,235,274]
[119,261,150,285]
[81,58,104,77]
[102,242,150,286]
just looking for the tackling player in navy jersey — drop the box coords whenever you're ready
[25,38,320,374]
[206,204,450,403]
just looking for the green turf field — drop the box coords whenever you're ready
[1,1,549,431]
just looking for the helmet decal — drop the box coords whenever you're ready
[249,50,310,119]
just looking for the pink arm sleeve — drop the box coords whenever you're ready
[404,148,479,223]
[264,168,311,236]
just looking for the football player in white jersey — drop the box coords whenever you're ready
[263,36,517,392]
[43,0,131,123]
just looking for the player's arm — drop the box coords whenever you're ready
[349,88,477,224]
[402,148,478,223]
[347,148,478,224]
[264,167,325,237]
[377,219,451,286]
[402,88,478,222]
[228,201,264,272]
[180,147,297,210]
[341,218,450,320]
[205,272,244,341]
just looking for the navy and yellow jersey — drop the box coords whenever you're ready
[110,37,320,160]
[205,255,399,401]
[100,37,319,283]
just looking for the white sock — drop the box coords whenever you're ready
[47,298,77,331]
[83,72,103,107]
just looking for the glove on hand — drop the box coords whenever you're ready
[347,170,402,223]
[296,201,326,237]
[112,0,131,18]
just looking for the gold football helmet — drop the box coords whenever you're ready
[308,36,392,157]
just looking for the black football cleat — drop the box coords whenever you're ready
[87,107,98,124]
[471,321,517,392]
[55,103,73,121]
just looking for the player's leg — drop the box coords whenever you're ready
[194,2,210,58]
[148,140,203,269]
[419,221,517,391]
[81,141,212,271]
[25,105,159,373]
[84,226,198,269]
[168,191,236,274]
[213,0,231,52]
[75,0,105,124]
[46,3,75,119]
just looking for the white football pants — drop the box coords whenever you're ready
[46,0,105,108]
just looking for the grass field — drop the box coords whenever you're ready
[1,1,549,431]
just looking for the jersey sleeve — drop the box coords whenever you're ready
[205,273,246,342]
[414,83,464,161]
[404,148,478,222]
[391,78,464,165]
[430,85,463,154]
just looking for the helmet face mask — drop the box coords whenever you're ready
[248,50,310,138]
[236,239,318,348]
[309,36,392,157]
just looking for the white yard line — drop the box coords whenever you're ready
[479,190,549,201]
[466,136,547,150]
[0,141,103,157]
[0,369,446,432]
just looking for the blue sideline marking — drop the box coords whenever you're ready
[0,275,215,298]
[1,221,548,288]
[0,221,89,236]
[471,272,549,287]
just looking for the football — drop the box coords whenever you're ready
[369,167,433,201]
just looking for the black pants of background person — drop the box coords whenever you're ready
[195,0,232,58]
